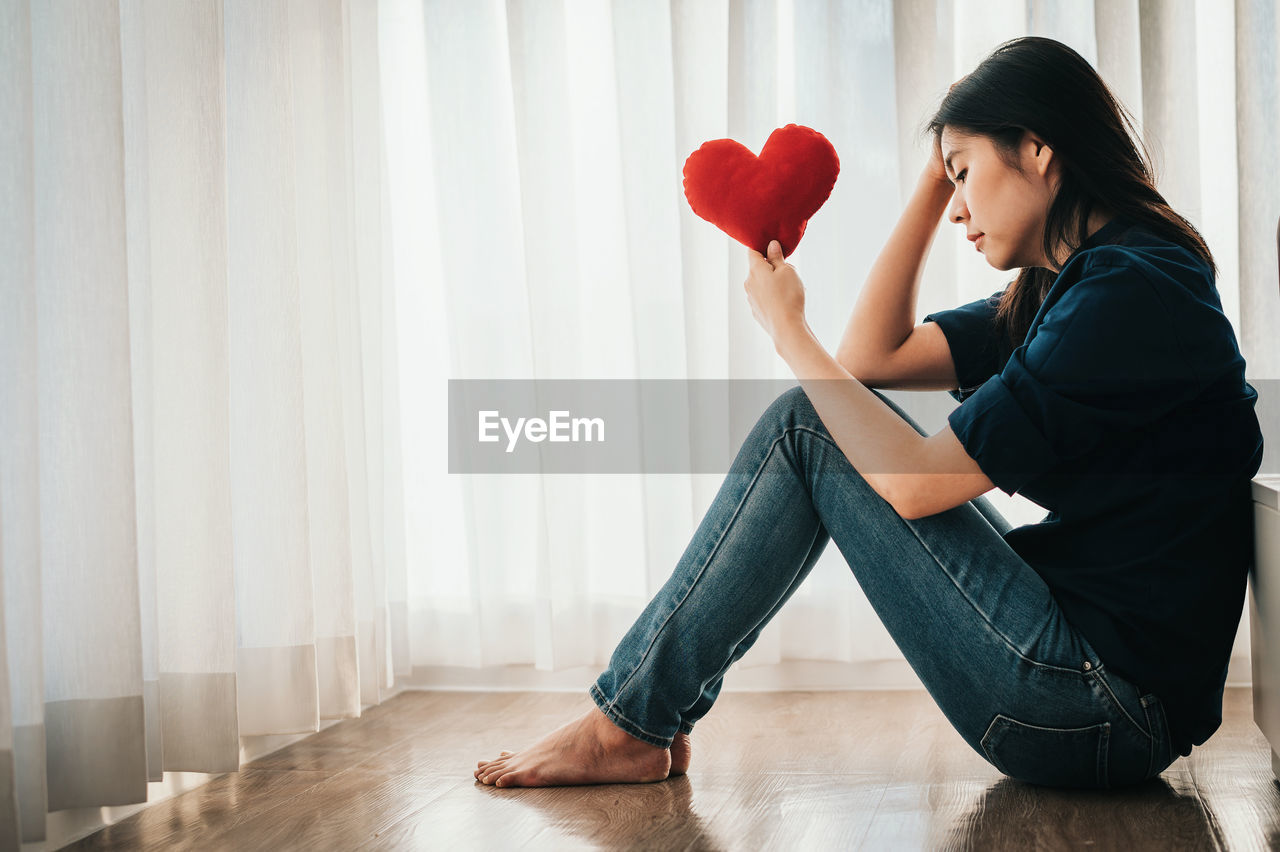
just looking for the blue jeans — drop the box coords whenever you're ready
[590,385,1177,789]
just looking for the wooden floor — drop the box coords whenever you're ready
[68,686,1280,850]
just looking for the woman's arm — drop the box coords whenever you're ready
[744,244,995,519]
[836,152,956,381]
[774,322,995,520]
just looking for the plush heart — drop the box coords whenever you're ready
[682,124,839,258]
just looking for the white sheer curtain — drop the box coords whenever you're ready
[0,0,1276,845]
[1,0,402,844]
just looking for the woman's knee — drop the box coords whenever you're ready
[766,384,928,438]
[763,384,824,434]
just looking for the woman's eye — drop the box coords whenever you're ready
[956,169,967,183]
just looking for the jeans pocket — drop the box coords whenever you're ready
[981,714,1111,789]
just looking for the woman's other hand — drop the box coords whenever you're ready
[745,240,808,350]
[926,135,952,186]
[925,79,964,186]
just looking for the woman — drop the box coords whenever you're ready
[474,36,1263,790]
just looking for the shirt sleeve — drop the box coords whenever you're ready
[923,288,1008,402]
[946,260,1206,497]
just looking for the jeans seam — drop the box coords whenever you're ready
[798,426,1084,678]
[1091,666,1152,742]
[1146,696,1175,774]
[1100,722,1111,789]
[599,431,791,729]
[682,519,826,727]
[1141,701,1158,777]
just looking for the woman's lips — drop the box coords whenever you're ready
[975,235,985,251]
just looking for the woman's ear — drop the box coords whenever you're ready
[1024,132,1055,178]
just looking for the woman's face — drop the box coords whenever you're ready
[939,127,1060,271]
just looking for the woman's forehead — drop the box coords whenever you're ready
[940,127,982,155]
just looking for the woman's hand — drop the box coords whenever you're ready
[925,80,967,186]
[925,135,951,186]
[745,240,808,350]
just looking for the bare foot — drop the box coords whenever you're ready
[474,706,671,787]
[669,732,691,777]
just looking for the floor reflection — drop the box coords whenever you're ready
[944,775,1214,850]
[473,774,726,850]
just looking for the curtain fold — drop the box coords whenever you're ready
[137,0,240,775]
[34,0,147,813]
[0,0,1275,844]
[289,0,364,721]
[348,0,389,709]
[0,0,47,843]
[224,0,320,738]
[119,0,161,785]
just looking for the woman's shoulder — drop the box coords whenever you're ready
[1077,222,1211,281]
[1048,223,1246,384]
[1067,222,1218,311]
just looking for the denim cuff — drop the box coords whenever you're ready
[588,683,673,748]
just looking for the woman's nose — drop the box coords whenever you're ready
[948,193,967,224]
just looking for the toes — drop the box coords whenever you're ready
[477,750,514,769]
[481,760,526,787]
[475,757,509,783]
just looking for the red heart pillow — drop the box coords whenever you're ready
[682,124,839,258]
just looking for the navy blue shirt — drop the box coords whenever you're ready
[924,216,1263,757]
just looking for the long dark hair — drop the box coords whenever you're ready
[925,36,1216,350]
